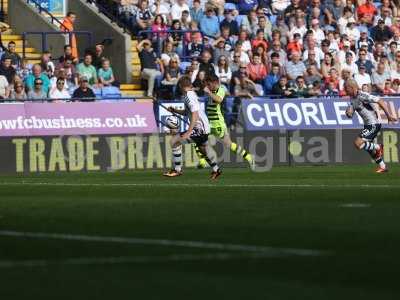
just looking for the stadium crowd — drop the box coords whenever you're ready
[91,0,400,99]
[0,11,119,101]
[1,0,400,101]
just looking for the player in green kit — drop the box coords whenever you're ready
[195,74,254,169]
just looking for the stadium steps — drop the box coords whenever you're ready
[1,31,43,65]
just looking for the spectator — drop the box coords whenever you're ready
[189,58,200,82]
[267,41,287,67]
[356,49,374,74]
[9,81,27,100]
[238,0,258,15]
[337,40,356,64]
[286,33,303,54]
[247,53,267,84]
[0,56,16,84]
[72,77,96,100]
[187,32,204,58]
[49,77,71,100]
[135,0,154,35]
[27,78,47,100]
[199,8,220,38]
[25,64,50,94]
[264,64,281,95]
[214,55,232,87]
[137,39,163,97]
[387,42,398,64]
[324,79,339,97]
[356,0,377,26]
[192,70,206,96]
[40,51,55,79]
[383,79,395,95]
[272,18,289,46]
[91,44,107,70]
[251,29,268,52]
[76,54,98,85]
[234,68,262,99]
[58,45,78,64]
[161,41,180,67]
[285,51,306,81]
[324,0,344,25]
[391,79,400,93]
[308,80,323,97]
[293,76,310,98]
[372,62,391,94]
[304,64,322,87]
[220,9,239,36]
[0,73,9,99]
[230,51,241,73]
[168,20,184,56]
[340,52,359,76]
[310,18,325,46]
[198,50,215,76]
[371,19,393,43]
[338,7,354,34]
[288,17,307,41]
[161,58,181,94]
[3,41,21,69]
[190,0,204,24]
[254,45,269,66]
[272,75,295,97]
[151,14,168,50]
[356,26,374,51]
[391,63,400,81]
[252,15,272,41]
[16,58,32,82]
[321,52,338,79]
[56,58,77,88]
[303,50,320,70]
[171,0,191,23]
[181,10,191,29]
[271,0,291,14]
[354,64,372,88]
[98,58,117,87]
[212,37,230,64]
[230,41,250,65]
[241,10,259,35]
[61,12,78,59]
[303,39,324,65]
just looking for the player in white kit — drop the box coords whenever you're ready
[163,76,222,180]
[344,79,397,173]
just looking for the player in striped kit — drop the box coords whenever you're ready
[195,74,254,170]
[344,79,397,173]
[163,76,222,180]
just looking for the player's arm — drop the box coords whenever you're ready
[204,86,224,104]
[345,104,354,118]
[181,110,198,140]
[168,106,185,115]
[377,99,398,123]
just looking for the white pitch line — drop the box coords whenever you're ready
[340,203,371,208]
[0,182,398,189]
[0,252,285,269]
[0,230,330,257]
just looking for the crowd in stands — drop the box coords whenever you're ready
[92,0,400,99]
[0,11,120,101]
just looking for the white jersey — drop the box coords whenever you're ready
[350,91,380,125]
[183,90,210,135]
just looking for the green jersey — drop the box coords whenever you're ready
[206,86,226,128]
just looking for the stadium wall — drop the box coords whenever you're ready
[69,0,132,83]
[8,0,66,58]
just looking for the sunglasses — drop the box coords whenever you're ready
[35,82,43,85]
[57,81,65,84]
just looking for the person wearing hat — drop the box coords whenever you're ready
[337,40,356,64]
[356,48,374,74]
[371,18,393,43]
[212,37,230,65]
[310,18,325,45]
[219,9,239,36]
[72,76,96,101]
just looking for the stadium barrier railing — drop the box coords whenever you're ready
[22,31,93,59]
[25,0,64,27]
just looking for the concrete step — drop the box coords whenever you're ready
[27,59,41,65]
[1,34,22,41]
[24,53,42,59]
[15,47,36,53]
[121,90,145,97]
[120,83,142,90]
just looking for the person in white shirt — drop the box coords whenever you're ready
[303,39,325,64]
[390,62,400,81]
[337,7,354,34]
[344,18,360,42]
[337,40,356,64]
[288,17,307,41]
[171,0,191,22]
[49,78,71,100]
[354,64,372,88]
[0,74,10,99]
[310,19,325,46]
[340,52,359,76]
[230,41,250,65]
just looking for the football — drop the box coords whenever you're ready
[165,115,179,129]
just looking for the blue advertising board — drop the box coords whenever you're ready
[35,0,66,16]
[242,97,400,131]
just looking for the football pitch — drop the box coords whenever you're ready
[0,165,399,299]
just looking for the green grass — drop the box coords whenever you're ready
[0,165,399,299]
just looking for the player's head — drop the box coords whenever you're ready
[344,78,359,96]
[178,76,193,92]
[206,74,220,91]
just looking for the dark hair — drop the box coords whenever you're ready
[206,74,220,83]
[271,52,280,59]
[8,41,15,46]
[67,11,76,17]
[64,45,72,50]
[178,76,192,89]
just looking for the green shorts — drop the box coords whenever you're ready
[210,123,227,139]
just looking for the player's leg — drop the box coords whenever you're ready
[194,145,208,169]
[356,124,386,172]
[221,127,254,168]
[194,135,222,180]
[163,134,184,177]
